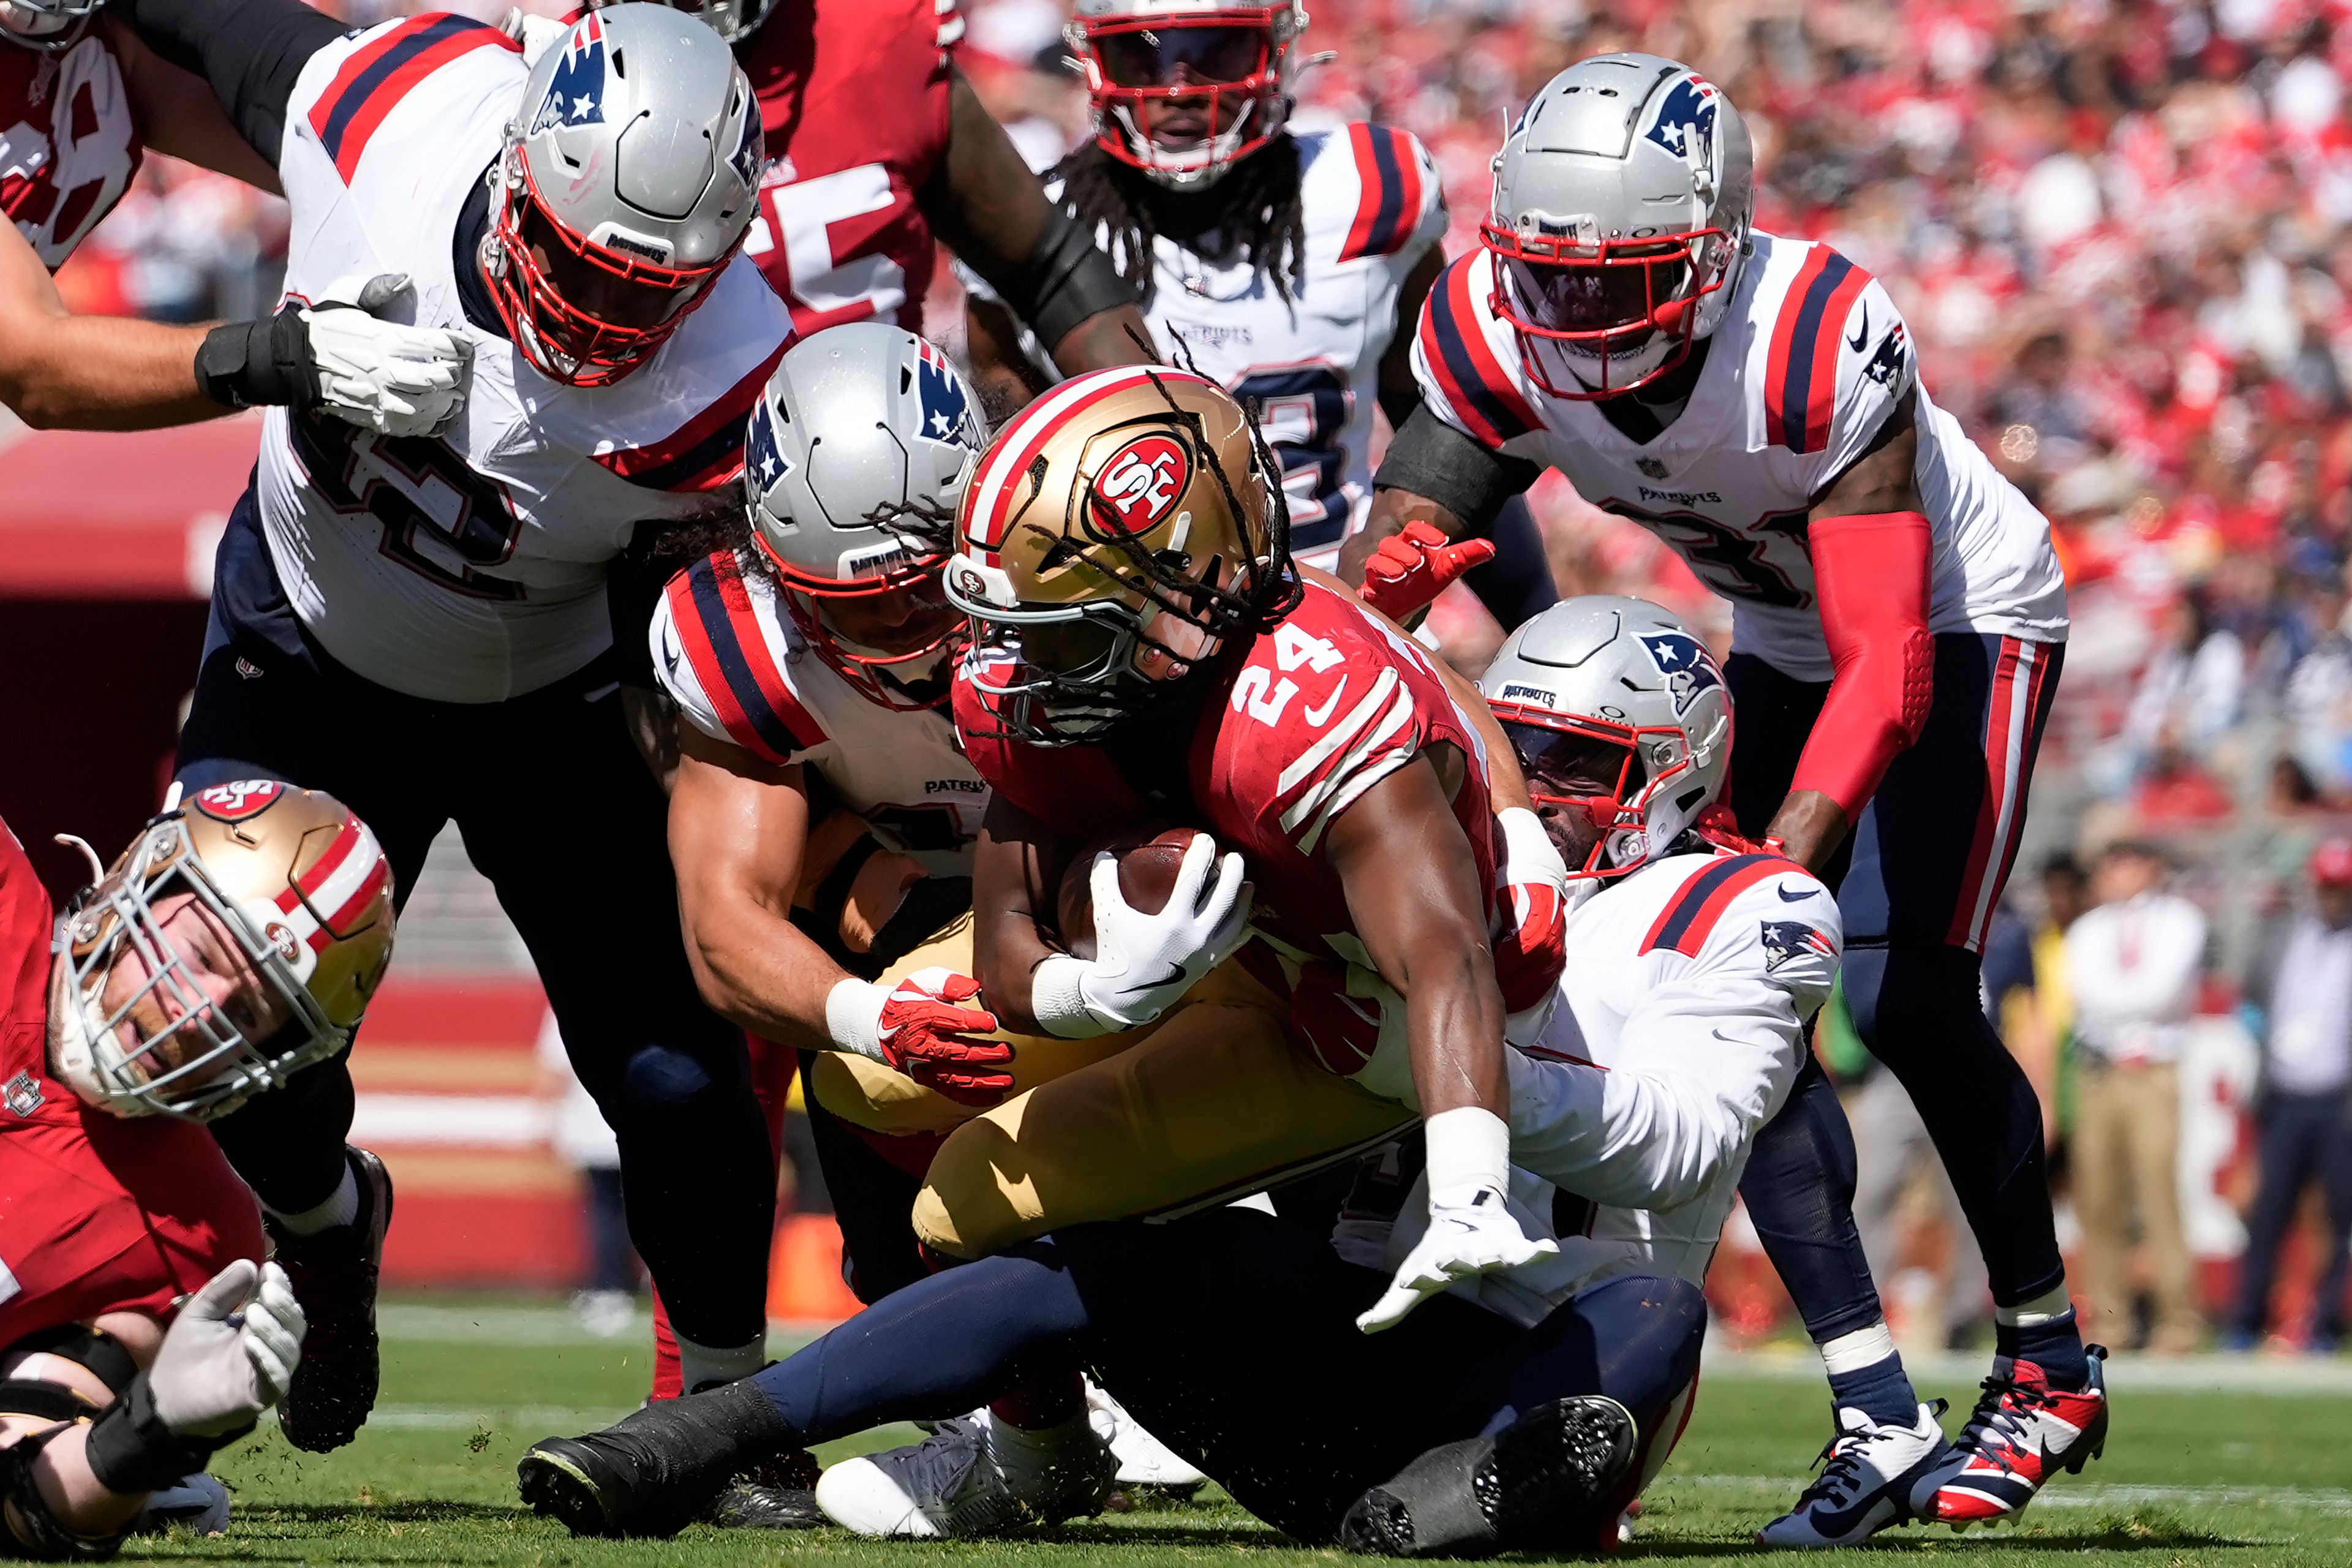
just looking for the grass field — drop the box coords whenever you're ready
[138,1297,2352,1566]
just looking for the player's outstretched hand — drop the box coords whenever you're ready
[150,1259,309,1438]
[1357,519,1497,624]
[1356,1189,1559,1335]
[828,969,1013,1106]
[303,274,475,439]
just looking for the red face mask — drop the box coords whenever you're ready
[1479,224,1732,400]
[1076,8,1287,180]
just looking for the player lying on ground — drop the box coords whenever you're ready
[1344,53,2097,1528]
[124,0,798,1446]
[510,594,1875,1551]
[1,780,394,1556]
[2,0,469,431]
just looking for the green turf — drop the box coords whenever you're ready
[118,1298,2352,1565]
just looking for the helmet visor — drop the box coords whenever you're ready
[518,201,712,331]
[1504,247,1687,340]
[1093,23,1270,88]
[1499,720,1642,802]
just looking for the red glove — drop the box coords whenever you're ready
[831,970,1015,1107]
[1287,961,1388,1077]
[1357,519,1498,622]
[1691,802,1773,856]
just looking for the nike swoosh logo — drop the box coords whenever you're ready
[1303,676,1348,728]
[1140,962,1188,991]
[1776,883,1815,902]
[1846,309,1868,353]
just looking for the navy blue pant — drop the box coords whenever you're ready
[1731,633,2067,1320]
[755,1207,1706,1544]
[176,491,775,1351]
[2229,1091,2352,1340]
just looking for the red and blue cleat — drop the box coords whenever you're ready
[1931,1345,2108,1526]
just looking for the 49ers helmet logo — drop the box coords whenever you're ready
[190,780,285,823]
[1091,435,1190,534]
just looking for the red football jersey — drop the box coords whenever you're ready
[1,25,145,270]
[956,576,1501,968]
[0,816,265,1338]
[737,0,959,336]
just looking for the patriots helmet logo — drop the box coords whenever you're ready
[1637,630,1724,715]
[1759,920,1836,972]
[746,396,791,496]
[1643,77,1717,162]
[529,12,608,135]
[914,341,976,449]
[728,91,766,190]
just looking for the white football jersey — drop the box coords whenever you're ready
[1382,848,1839,1325]
[1413,232,2068,680]
[652,549,988,875]
[259,14,792,703]
[968,124,1445,569]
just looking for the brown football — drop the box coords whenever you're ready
[1055,825,1205,960]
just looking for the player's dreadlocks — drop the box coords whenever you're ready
[1050,134,1306,310]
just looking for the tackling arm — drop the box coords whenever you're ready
[922,67,1155,387]
[1767,396,1931,870]
[0,221,222,429]
[1341,407,1540,587]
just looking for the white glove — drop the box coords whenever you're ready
[1493,805,1571,1042]
[1357,1107,1557,1333]
[302,274,473,438]
[502,7,572,65]
[1029,833,1252,1038]
[148,1259,307,1438]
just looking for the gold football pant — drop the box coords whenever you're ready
[804,921,1414,1260]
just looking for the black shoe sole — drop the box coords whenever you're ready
[707,1482,827,1530]
[276,1148,396,1454]
[1341,1396,1638,1558]
[519,1445,624,1539]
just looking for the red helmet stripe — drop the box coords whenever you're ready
[962,365,1207,552]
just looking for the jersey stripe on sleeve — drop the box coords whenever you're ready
[1419,255,1540,448]
[1338,124,1423,262]
[667,554,827,765]
[592,338,790,492]
[1764,247,1874,454]
[309,15,520,183]
[1640,853,1790,957]
[935,0,965,48]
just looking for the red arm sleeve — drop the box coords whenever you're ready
[1788,510,1936,818]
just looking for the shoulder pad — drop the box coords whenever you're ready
[303,15,521,183]
[1414,252,1542,448]
[658,552,826,764]
[1637,852,1812,957]
[1760,244,1909,457]
[1330,123,1442,263]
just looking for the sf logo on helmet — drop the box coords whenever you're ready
[1093,435,1190,533]
[1644,77,1717,161]
[1638,631,1723,715]
[530,11,609,134]
[194,778,285,822]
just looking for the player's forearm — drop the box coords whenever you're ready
[678,898,845,1052]
[1046,305,1157,376]
[116,0,342,166]
[968,809,1064,1033]
[0,280,222,430]
[1402,948,1510,1118]
[1504,1032,1775,1211]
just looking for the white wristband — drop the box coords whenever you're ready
[1423,1104,1512,1207]
[1497,805,1564,880]
[1028,954,1115,1039]
[824,977,889,1063]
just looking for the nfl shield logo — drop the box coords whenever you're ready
[4,1071,43,1117]
[1636,456,1670,480]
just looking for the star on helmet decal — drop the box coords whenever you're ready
[747,399,791,494]
[1643,76,1716,163]
[913,341,976,450]
[529,12,608,135]
[1637,630,1724,715]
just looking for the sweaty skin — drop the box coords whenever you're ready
[921,65,1157,396]
[1349,398,1928,874]
[0,20,281,429]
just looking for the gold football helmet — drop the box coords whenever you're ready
[944,364,1299,742]
[50,780,396,1121]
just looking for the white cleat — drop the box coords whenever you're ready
[1087,1384,1207,1490]
[1756,1401,1961,1548]
[815,1411,1117,1539]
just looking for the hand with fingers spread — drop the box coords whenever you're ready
[1029,833,1253,1038]
[1357,519,1498,623]
[1357,1107,1557,1334]
[827,968,1014,1107]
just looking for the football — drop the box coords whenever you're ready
[1054,825,1207,960]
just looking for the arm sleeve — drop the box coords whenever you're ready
[1506,876,1839,1211]
[1786,507,1935,816]
[118,0,346,167]
[1374,403,1540,538]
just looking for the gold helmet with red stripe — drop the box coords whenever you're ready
[944,364,1298,744]
[49,780,396,1121]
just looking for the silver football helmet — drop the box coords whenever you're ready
[1482,54,1753,400]
[0,0,100,51]
[1479,595,1733,878]
[641,0,776,45]
[747,323,987,710]
[1066,0,1308,190]
[484,3,762,386]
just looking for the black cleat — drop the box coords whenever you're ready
[519,1380,801,1539]
[708,1450,825,1531]
[269,1146,393,1453]
[1340,1395,1638,1558]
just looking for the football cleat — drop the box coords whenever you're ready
[706,1450,825,1531]
[814,1419,1025,1539]
[520,1381,803,1539]
[1087,1384,1207,1492]
[128,1472,230,1537]
[1757,1401,1960,1547]
[269,1146,392,1453]
[1932,1346,2109,1526]
[1340,1395,1638,1558]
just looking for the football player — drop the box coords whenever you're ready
[2,0,470,431]
[123,0,794,1450]
[960,0,1554,627]
[656,0,1155,375]
[507,595,1904,1552]
[1347,55,2088,1528]
[1,779,394,1556]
